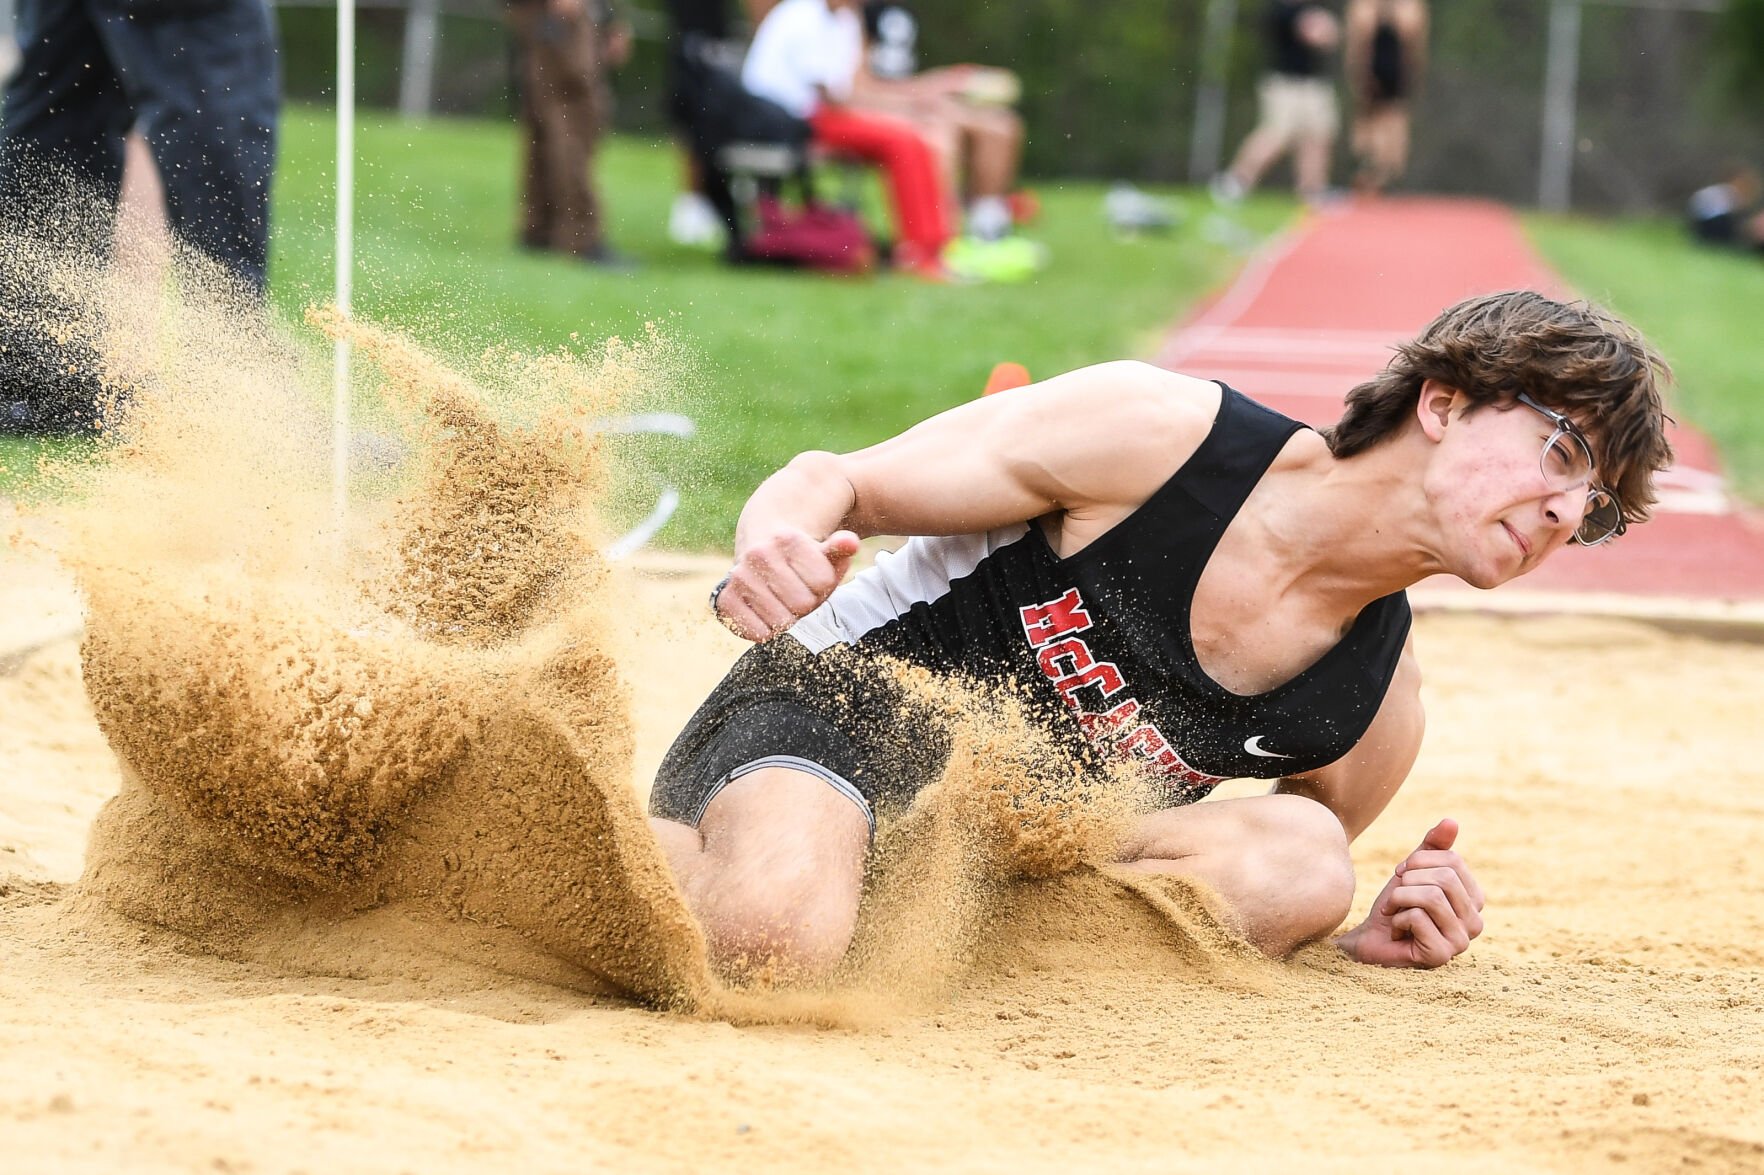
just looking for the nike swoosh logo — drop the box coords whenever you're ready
[1244,735,1293,759]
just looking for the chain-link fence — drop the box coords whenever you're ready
[1405,0,1757,212]
[8,0,1760,213]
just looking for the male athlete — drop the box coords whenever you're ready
[646,290,1673,977]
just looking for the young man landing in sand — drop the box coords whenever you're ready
[647,290,1673,976]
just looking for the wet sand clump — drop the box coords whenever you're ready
[14,235,713,1006]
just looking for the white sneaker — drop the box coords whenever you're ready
[965,195,1013,242]
[667,191,724,248]
[1104,183,1180,234]
[1208,172,1246,206]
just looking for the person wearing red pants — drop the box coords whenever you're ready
[740,0,951,275]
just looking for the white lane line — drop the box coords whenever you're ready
[1164,327,1402,373]
[591,411,698,439]
[1188,326,1409,343]
[1159,229,1744,523]
[593,412,698,560]
[1193,368,1368,397]
[606,485,684,561]
[1653,466,1733,515]
[1159,225,1311,368]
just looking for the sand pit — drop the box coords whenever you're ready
[6,569,1764,1171]
[3,251,1763,1171]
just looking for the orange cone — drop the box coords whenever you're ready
[983,361,1032,395]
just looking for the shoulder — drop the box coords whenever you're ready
[986,361,1226,511]
[1025,359,1221,429]
[1393,0,1427,27]
[1006,361,1222,457]
[759,0,816,36]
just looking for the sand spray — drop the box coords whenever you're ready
[5,226,1269,1023]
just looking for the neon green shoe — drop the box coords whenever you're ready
[942,236,1049,284]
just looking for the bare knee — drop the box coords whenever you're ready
[668,770,870,981]
[1250,794,1356,948]
[701,856,860,978]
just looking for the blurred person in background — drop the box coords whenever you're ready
[1,0,19,84]
[1686,164,1764,253]
[664,0,738,248]
[1343,0,1426,195]
[0,0,278,436]
[1212,0,1341,205]
[0,0,280,293]
[850,2,1027,247]
[662,0,778,248]
[740,0,951,277]
[509,0,634,266]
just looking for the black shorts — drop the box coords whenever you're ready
[648,638,955,835]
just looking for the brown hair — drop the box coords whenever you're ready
[1323,290,1675,525]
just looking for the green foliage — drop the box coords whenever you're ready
[1,108,1291,541]
[1528,213,1764,503]
[1720,0,1764,101]
[267,0,1763,204]
[276,7,517,117]
[914,0,1215,181]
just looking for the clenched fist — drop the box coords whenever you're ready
[713,529,862,642]
[1335,818,1487,968]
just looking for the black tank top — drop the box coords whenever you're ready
[1369,18,1407,100]
[787,385,1413,804]
[1269,1,1326,79]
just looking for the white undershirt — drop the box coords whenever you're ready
[740,0,863,119]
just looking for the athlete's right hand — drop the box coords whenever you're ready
[1334,819,1486,969]
[713,529,861,642]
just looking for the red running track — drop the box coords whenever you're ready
[1154,197,1764,608]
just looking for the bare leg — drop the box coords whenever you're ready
[952,104,1023,201]
[1294,132,1334,200]
[916,117,962,207]
[1351,109,1376,192]
[1224,126,1292,193]
[1114,793,1356,957]
[1377,105,1411,184]
[650,767,870,979]
[1354,106,1407,194]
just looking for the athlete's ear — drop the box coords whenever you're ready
[1416,379,1461,443]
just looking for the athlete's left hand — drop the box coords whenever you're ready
[1334,818,1486,968]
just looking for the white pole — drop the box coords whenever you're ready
[1188,0,1238,183]
[399,0,442,120]
[1539,0,1583,212]
[0,0,20,87]
[333,0,356,524]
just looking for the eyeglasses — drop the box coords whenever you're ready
[1514,392,1625,546]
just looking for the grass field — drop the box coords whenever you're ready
[16,106,1281,548]
[1527,215,1764,502]
[1,109,1285,545]
[7,107,1762,539]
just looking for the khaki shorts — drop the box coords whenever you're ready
[1255,74,1339,146]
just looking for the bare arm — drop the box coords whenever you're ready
[1342,0,1373,99]
[1407,0,1429,92]
[714,361,1221,639]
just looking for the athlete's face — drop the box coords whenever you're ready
[1418,383,1600,588]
